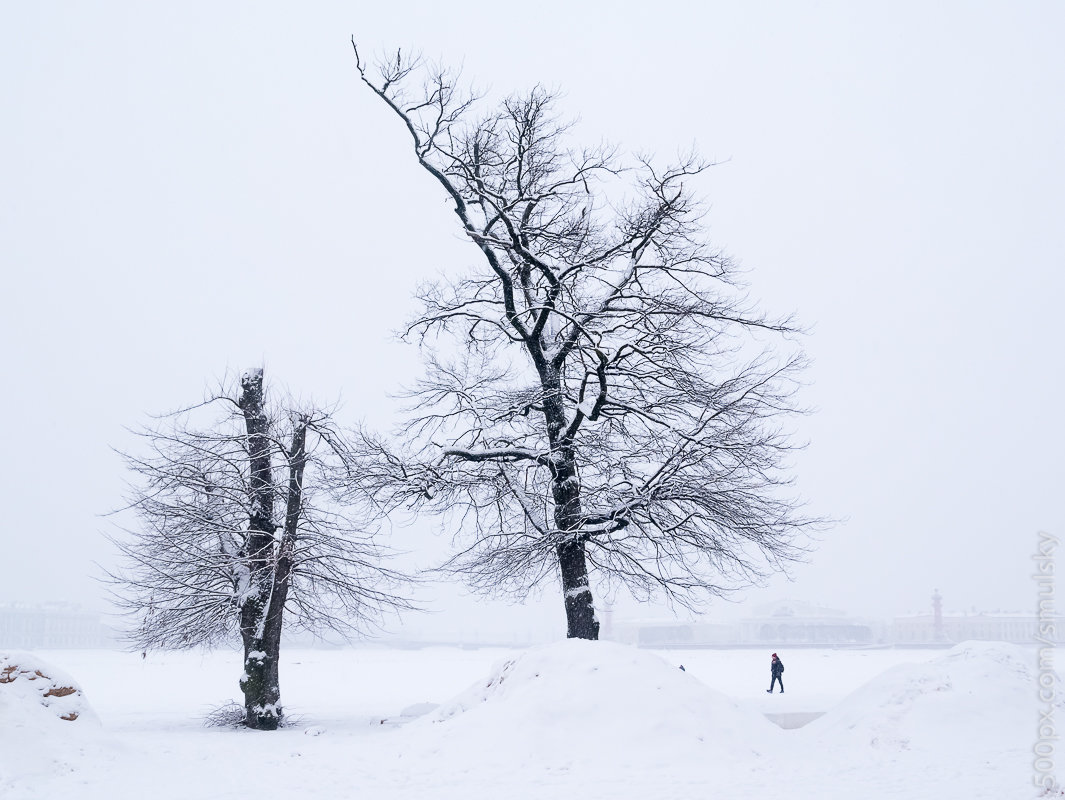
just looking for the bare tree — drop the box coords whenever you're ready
[352,44,818,640]
[108,369,410,729]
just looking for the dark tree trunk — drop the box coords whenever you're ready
[239,646,281,730]
[542,381,599,640]
[265,417,306,639]
[237,369,281,730]
[245,419,308,729]
[557,536,598,639]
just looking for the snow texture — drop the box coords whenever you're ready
[0,651,101,789]
[0,642,1044,800]
[0,651,98,725]
[413,639,780,772]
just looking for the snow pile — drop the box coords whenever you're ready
[809,641,1032,752]
[0,651,98,724]
[405,639,781,777]
[0,651,101,787]
[798,641,1041,794]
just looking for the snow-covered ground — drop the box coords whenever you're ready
[0,642,1044,799]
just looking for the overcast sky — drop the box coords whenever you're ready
[2,1,1062,639]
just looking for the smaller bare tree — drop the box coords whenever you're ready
[108,369,410,730]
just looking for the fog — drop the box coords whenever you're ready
[2,1,1061,641]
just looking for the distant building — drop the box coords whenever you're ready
[591,594,1051,649]
[893,610,1043,644]
[737,600,879,645]
[609,619,737,647]
[608,599,880,648]
[892,590,1048,645]
[0,603,115,649]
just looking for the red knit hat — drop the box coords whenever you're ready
[771,653,777,657]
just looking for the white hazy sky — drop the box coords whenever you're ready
[2,1,1062,638]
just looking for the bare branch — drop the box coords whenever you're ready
[354,48,824,636]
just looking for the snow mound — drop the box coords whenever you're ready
[0,651,101,787]
[406,639,781,775]
[807,641,1040,760]
[0,651,98,724]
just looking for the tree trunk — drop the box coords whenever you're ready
[557,536,598,639]
[241,419,308,730]
[237,369,281,730]
[542,381,599,640]
[239,643,281,730]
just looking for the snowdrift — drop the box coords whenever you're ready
[405,639,781,776]
[794,641,1042,796]
[0,651,101,786]
[808,641,1033,753]
[0,650,98,724]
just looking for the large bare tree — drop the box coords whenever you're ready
[109,369,410,729]
[353,45,817,640]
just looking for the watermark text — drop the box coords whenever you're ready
[1034,530,1059,793]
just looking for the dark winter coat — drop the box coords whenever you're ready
[771,657,784,677]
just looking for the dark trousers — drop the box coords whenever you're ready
[770,674,784,692]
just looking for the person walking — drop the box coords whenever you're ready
[767,653,784,693]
